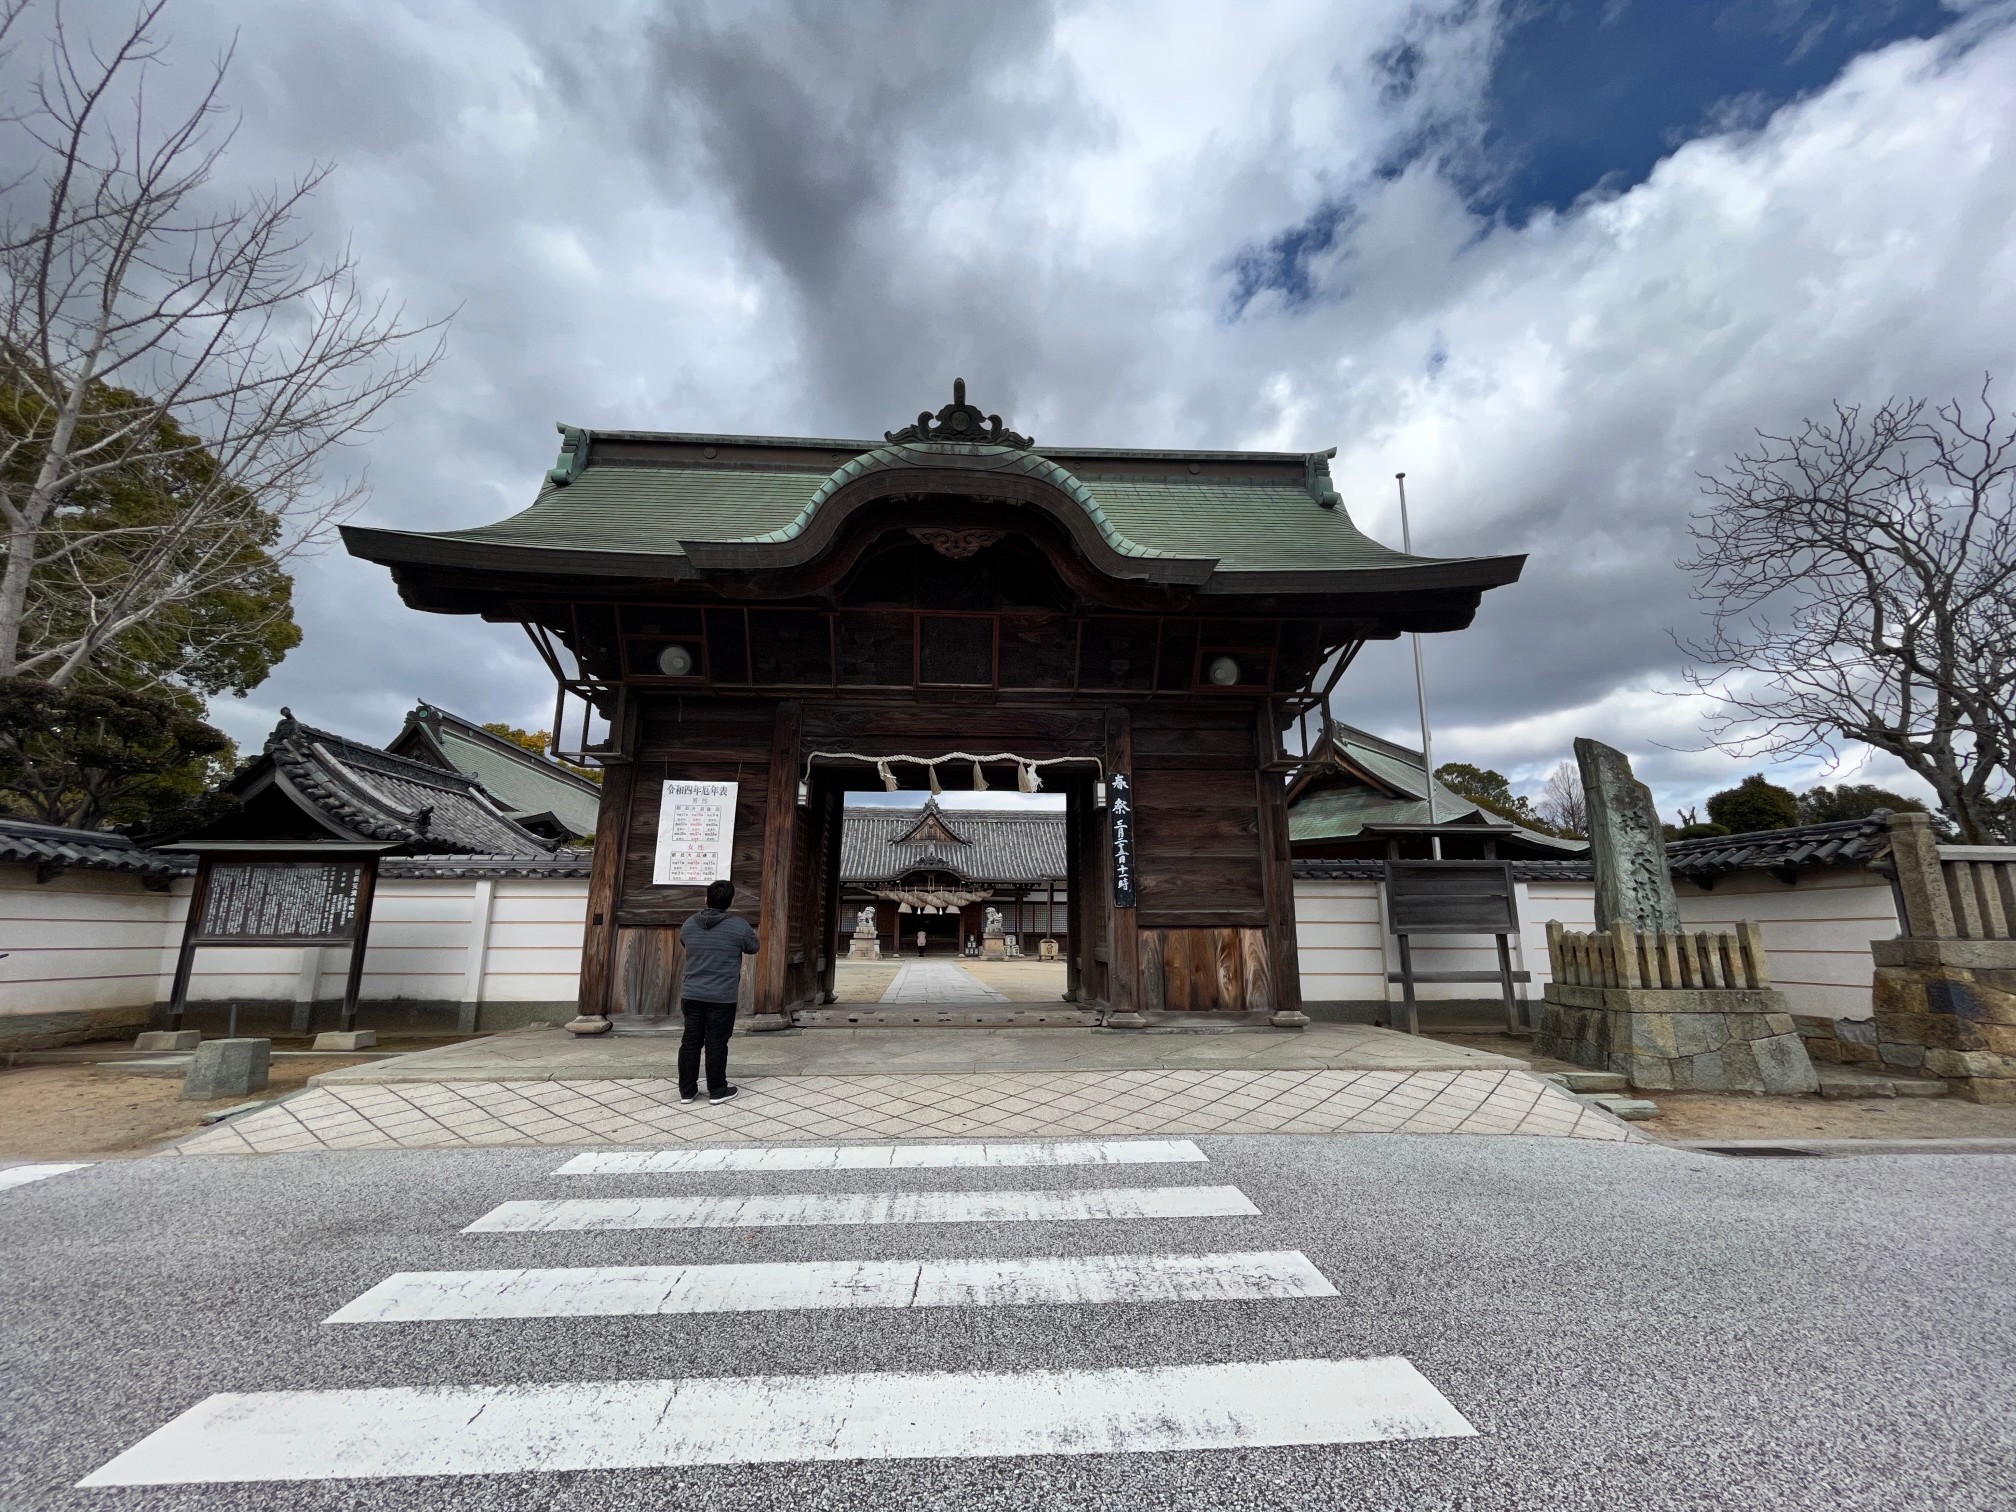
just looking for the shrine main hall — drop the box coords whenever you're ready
[344,382,1522,1032]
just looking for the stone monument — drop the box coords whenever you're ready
[982,903,1007,961]
[1578,737,1681,934]
[848,903,881,960]
[1534,739,1816,1094]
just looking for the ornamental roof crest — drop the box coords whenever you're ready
[885,378,1033,449]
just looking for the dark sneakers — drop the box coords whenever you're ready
[680,1089,698,1104]
[708,1085,740,1106]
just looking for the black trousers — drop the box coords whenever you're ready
[678,997,737,1096]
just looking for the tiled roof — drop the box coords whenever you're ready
[841,801,1067,885]
[380,851,593,879]
[344,416,1522,593]
[259,712,560,857]
[0,818,192,877]
[392,705,602,840]
[1665,814,1894,878]
[1288,723,1586,856]
[419,462,1439,576]
[1293,815,1900,883]
[1294,858,1596,882]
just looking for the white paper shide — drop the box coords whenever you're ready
[652,781,738,887]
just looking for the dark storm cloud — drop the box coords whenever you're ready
[8,0,2010,819]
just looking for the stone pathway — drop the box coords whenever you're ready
[880,961,1007,1004]
[306,1022,1524,1085]
[170,1066,1638,1154]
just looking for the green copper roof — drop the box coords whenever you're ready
[346,385,1524,599]
[1289,725,1584,853]
[434,726,601,839]
[425,452,1429,575]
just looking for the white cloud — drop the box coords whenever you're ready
[13,1,2010,826]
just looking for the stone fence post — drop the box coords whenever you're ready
[1885,811,1955,940]
[1871,812,2016,1102]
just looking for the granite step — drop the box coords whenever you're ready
[1545,1071,1629,1094]
[1588,1093,1662,1121]
[1815,1064,1948,1100]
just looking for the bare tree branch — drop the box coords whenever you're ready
[1535,760,1587,836]
[0,0,446,692]
[1679,385,2016,842]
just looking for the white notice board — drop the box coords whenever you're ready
[651,780,739,887]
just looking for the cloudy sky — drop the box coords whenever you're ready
[15,0,2015,820]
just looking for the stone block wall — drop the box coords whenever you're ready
[1791,1014,1881,1066]
[1536,982,1818,1093]
[1869,938,2016,1103]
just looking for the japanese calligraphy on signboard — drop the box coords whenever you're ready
[196,861,364,942]
[653,780,739,887]
[1109,770,1136,909]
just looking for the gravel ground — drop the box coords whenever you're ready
[0,1058,371,1159]
[3,1136,2012,1509]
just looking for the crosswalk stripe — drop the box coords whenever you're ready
[464,1184,1259,1232]
[556,1138,1207,1175]
[326,1249,1337,1322]
[0,1163,91,1192]
[79,1356,1476,1485]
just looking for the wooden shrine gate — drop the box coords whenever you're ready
[344,380,1524,1034]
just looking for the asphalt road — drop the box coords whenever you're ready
[3,1136,2012,1510]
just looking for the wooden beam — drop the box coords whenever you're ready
[750,700,803,1029]
[339,858,380,1032]
[165,856,215,1031]
[568,701,638,1033]
[1104,706,1146,1028]
[817,780,845,1004]
[1255,704,1309,1027]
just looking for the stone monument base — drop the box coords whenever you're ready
[1535,983,1818,1093]
[848,935,881,960]
[982,933,1007,961]
[1871,937,2016,1103]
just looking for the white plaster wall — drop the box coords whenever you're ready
[1292,876,1598,1008]
[150,875,589,1006]
[0,866,172,1018]
[1675,869,1896,1020]
[5,860,1891,1024]
[0,865,587,1018]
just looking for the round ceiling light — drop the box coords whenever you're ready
[1206,655,1241,686]
[657,643,695,677]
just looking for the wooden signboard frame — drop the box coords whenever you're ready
[161,843,399,1033]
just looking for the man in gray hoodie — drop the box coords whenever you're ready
[676,879,760,1105]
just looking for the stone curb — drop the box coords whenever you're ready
[1678,1137,2016,1158]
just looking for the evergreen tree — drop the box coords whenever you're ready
[1705,775,1800,834]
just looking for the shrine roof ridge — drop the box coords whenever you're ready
[555,425,1328,465]
[343,382,1527,603]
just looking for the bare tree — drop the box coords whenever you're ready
[1680,389,2015,843]
[1535,760,1586,836]
[0,0,444,690]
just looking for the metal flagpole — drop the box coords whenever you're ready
[1396,473,1440,859]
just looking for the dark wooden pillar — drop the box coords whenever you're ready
[1104,707,1146,1028]
[817,781,845,1004]
[1255,704,1308,1027]
[569,701,638,1033]
[1063,785,1083,1002]
[165,856,216,1031]
[749,700,802,1030]
[338,858,380,1032]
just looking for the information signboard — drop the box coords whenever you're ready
[1109,770,1137,908]
[652,779,740,887]
[196,861,364,942]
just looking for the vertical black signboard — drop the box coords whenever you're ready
[1109,771,1137,908]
